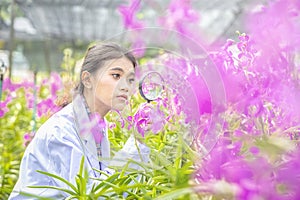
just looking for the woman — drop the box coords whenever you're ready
[9,42,150,199]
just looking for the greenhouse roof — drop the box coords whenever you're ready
[13,0,266,43]
[16,0,126,41]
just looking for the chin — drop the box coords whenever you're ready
[112,104,126,111]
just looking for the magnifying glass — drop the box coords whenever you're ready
[139,71,164,102]
[134,71,165,136]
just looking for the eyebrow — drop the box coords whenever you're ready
[110,67,135,76]
[110,67,124,72]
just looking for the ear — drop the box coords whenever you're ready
[81,71,92,89]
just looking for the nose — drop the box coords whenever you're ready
[119,77,129,92]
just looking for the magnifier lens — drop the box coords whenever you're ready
[140,72,164,101]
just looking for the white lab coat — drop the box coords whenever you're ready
[9,95,150,199]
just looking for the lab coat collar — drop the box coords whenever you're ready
[72,94,98,158]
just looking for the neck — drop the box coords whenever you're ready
[82,92,109,119]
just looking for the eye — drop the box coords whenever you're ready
[112,74,121,79]
[128,78,135,84]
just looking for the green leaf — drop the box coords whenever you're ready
[27,185,77,196]
[78,156,85,177]
[92,173,120,194]
[19,191,54,200]
[35,170,78,193]
[154,187,194,200]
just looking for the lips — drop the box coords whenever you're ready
[117,94,128,101]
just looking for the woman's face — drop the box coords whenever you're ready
[91,57,135,112]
